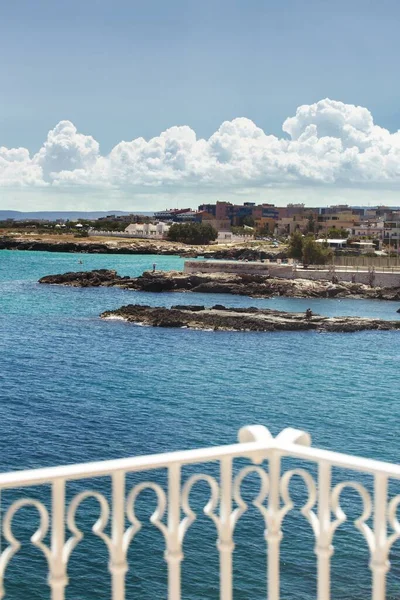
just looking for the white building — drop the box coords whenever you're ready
[349,241,376,253]
[124,222,170,238]
[316,238,347,249]
[351,221,384,239]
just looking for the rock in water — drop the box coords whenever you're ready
[100,304,400,333]
[38,269,130,287]
[39,268,400,301]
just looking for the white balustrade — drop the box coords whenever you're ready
[0,425,399,599]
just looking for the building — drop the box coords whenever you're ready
[124,222,170,238]
[316,238,348,249]
[199,211,231,232]
[351,222,384,239]
[349,241,376,253]
[383,219,400,249]
[153,208,195,222]
[317,210,358,233]
[199,201,279,228]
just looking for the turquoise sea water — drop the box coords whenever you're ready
[0,250,400,600]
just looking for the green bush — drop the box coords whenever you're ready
[288,232,332,265]
[325,227,349,239]
[302,236,332,265]
[167,222,218,245]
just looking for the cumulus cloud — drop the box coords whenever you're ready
[2,98,400,191]
[0,147,43,186]
[35,120,100,181]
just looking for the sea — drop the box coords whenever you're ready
[0,249,399,600]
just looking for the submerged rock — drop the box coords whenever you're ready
[100,304,400,333]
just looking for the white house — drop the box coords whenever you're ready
[316,238,347,249]
[124,222,170,238]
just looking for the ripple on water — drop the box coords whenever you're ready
[0,250,399,599]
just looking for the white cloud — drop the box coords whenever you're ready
[34,120,100,181]
[2,98,400,196]
[0,147,43,186]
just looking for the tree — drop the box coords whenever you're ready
[302,236,332,266]
[167,222,218,245]
[257,223,273,236]
[240,216,255,227]
[288,232,332,265]
[306,214,316,234]
[287,231,304,260]
[326,227,349,239]
[231,226,255,237]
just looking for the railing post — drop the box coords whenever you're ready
[110,471,127,600]
[267,451,282,600]
[316,462,332,600]
[165,464,183,600]
[50,479,68,600]
[371,473,389,600]
[218,457,234,600]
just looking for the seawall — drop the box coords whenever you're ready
[184,260,400,288]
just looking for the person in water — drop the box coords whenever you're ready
[152,263,156,272]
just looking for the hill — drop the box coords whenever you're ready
[0,210,153,221]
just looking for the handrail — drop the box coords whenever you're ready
[1,436,400,488]
[0,439,272,488]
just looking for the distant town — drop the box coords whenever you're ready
[2,201,400,252]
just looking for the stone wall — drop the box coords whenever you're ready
[295,269,400,287]
[88,230,165,239]
[334,256,400,268]
[184,260,400,288]
[184,260,294,277]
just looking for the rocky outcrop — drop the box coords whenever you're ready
[0,236,287,259]
[38,269,136,287]
[100,304,400,333]
[38,268,400,300]
[0,238,196,256]
[132,271,400,300]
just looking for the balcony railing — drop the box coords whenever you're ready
[0,425,399,600]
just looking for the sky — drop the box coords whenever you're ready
[1,0,400,211]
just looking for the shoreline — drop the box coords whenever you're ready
[0,235,286,260]
[38,268,400,301]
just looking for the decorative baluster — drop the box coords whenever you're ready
[267,451,282,600]
[218,457,234,600]
[50,479,68,600]
[166,464,183,600]
[316,462,332,600]
[237,424,276,600]
[371,473,389,600]
[111,472,128,600]
[272,427,312,600]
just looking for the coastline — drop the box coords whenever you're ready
[38,268,400,301]
[0,234,286,260]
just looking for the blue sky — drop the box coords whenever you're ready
[1,0,400,210]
